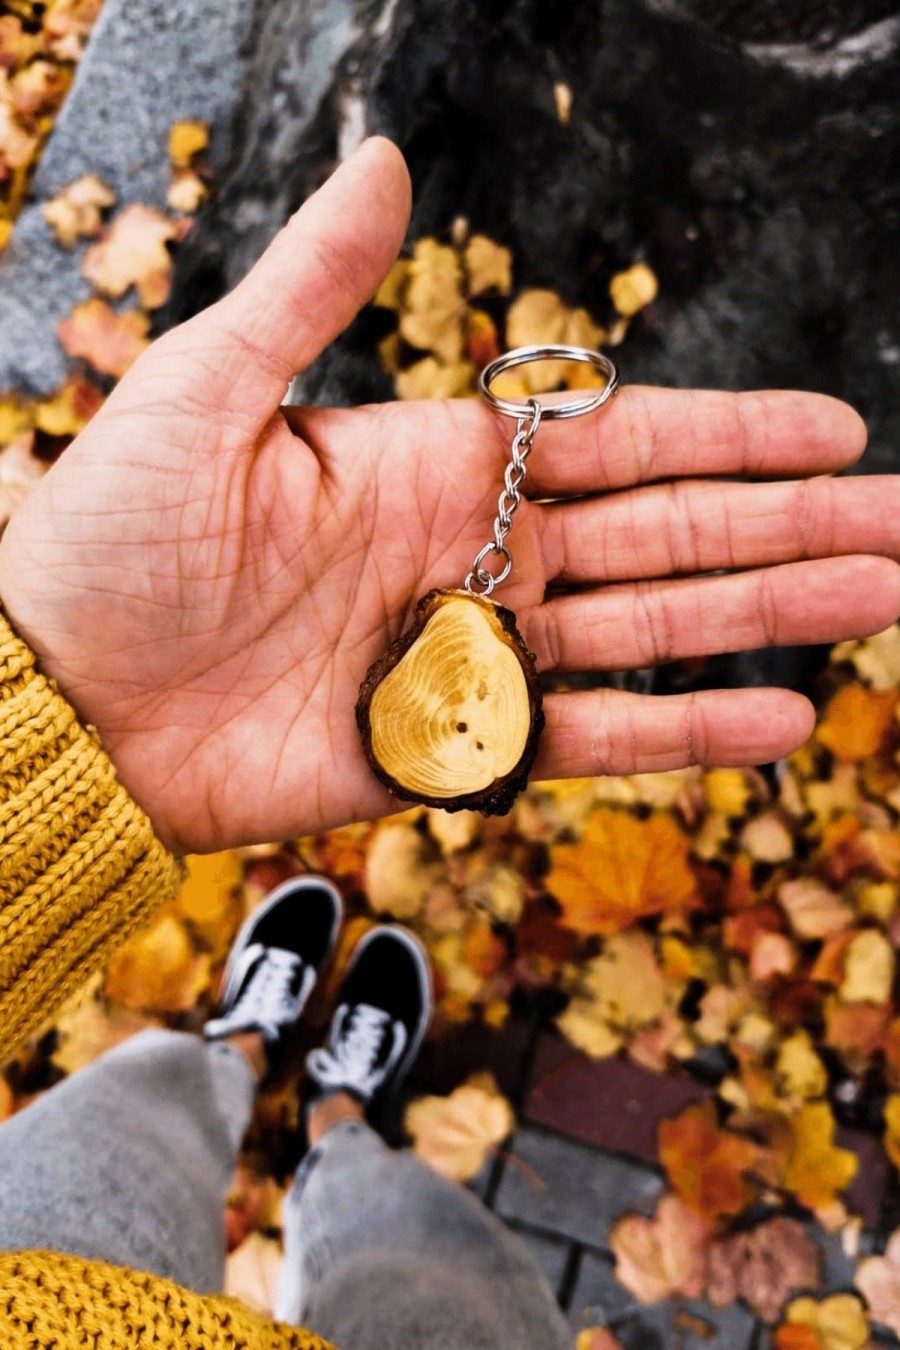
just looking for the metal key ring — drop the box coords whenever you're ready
[478,343,620,420]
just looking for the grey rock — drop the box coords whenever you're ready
[0,0,257,395]
[493,1127,663,1248]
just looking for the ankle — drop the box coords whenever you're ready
[307,1090,365,1145]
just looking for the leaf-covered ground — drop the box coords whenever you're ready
[2,51,900,1345]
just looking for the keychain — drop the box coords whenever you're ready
[356,342,620,815]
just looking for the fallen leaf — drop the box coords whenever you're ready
[42,172,115,246]
[705,768,753,816]
[783,1103,857,1211]
[658,1100,759,1219]
[168,119,209,168]
[399,238,465,362]
[832,625,900,692]
[882,1095,900,1169]
[776,1294,869,1350]
[0,434,47,527]
[464,235,512,296]
[775,1030,828,1102]
[167,170,208,214]
[82,203,181,308]
[558,931,667,1059]
[547,808,698,937]
[426,808,481,855]
[553,80,573,125]
[817,684,897,762]
[855,1227,900,1336]
[52,993,158,1075]
[33,374,103,436]
[609,263,658,318]
[405,1075,514,1181]
[839,929,895,1005]
[224,1231,283,1318]
[505,289,605,388]
[707,1216,821,1323]
[57,297,150,377]
[778,878,853,940]
[365,818,441,919]
[395,356,475,400]
[610,1192,715,1303]
[741,812,795,863]
[104,912,211,1013]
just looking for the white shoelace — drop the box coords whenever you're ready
[224,948,305,1040]
[308,1003,407,1099]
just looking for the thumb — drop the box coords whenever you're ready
[197,137,411,401]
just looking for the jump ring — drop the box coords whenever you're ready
[479,344,620,420]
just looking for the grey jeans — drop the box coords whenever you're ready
[0,1029,572,1349]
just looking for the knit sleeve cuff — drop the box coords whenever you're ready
[0,612,184,1062]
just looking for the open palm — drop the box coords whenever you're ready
[0,139,897,854]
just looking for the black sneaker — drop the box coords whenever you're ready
[306,926,431,1107]
[204,876,343,1055]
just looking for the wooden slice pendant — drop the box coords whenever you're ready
[356,588,544,815]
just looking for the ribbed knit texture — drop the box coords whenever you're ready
[0,614,334,1348]
[0,612,184,1064]
[0,1251,333,1349]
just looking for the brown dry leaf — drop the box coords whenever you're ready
[57,297,150,378]
[783,1103,857,1211]
[104,912,211,1013]
[855,1227,900,1336]
[824,997,889,1070]
[839,929,895,1005]
[610,1192,715,1303]
[707,1216,821,1323]
[778,878,853,940]
[0,434,47,527]
[609,263,658,318]
[817,684,897,762]
[395,356,475,400]
[464,235,512,296]
[365,818,441,919]
[658,1100,759,1219]
[882,1094,900,1168]
[168,119,209,168]
[832,625,900,692]
[33,374,103,436]
[776,1294,869,1350]
[405,1074,514,1181]
[42,172,115,246]
[224,1232,283,1318]
[82,203,181,308]
[52,990,158,1075]
[547,808,698,937]
[399,238,465,362]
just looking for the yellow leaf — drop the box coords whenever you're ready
[405,1075,514,1181]
[426,808,481,855]
[104,912,211,1013]
[705,768,752,816]
[557,999,623,1059]
[168,119,209,168]
[0,397,32,448]
[399,238,465,362]
[775,1030,828,1101]
[817,683,897,762]
[464,234,512,296]
[42,172,115,247]
[840,929,895,1004]
[559,933,667,1058]
[740,812,794,863]
[372,258,409,310]
[52,992,158,1075]
[547,808,698,937]
[505,290,604,389]
[883,1095,900,1169]
[783,1103,857,1210]
[780,1294,869,1350]
[394,356,475,400]
[177,851,243,925]
[33,375,103,436]
[609,263,658,317]
[831,625,900,692]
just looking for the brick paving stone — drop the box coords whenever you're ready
[493,1126,663,1248]
[524,1034,708,1166]
[510,1224,574,1300]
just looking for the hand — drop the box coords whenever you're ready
[0,139,897,854]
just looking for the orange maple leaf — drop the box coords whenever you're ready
[57,298,150,378]
[658,1100,759,1219]
[547,808,698,937]
[782,1102,857,1210]
[816,684,897,762]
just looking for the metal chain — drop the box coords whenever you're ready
[464,399,542,597]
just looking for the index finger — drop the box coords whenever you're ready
[460,386,869,497]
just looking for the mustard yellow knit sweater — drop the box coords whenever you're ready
[0,614,333,1350]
